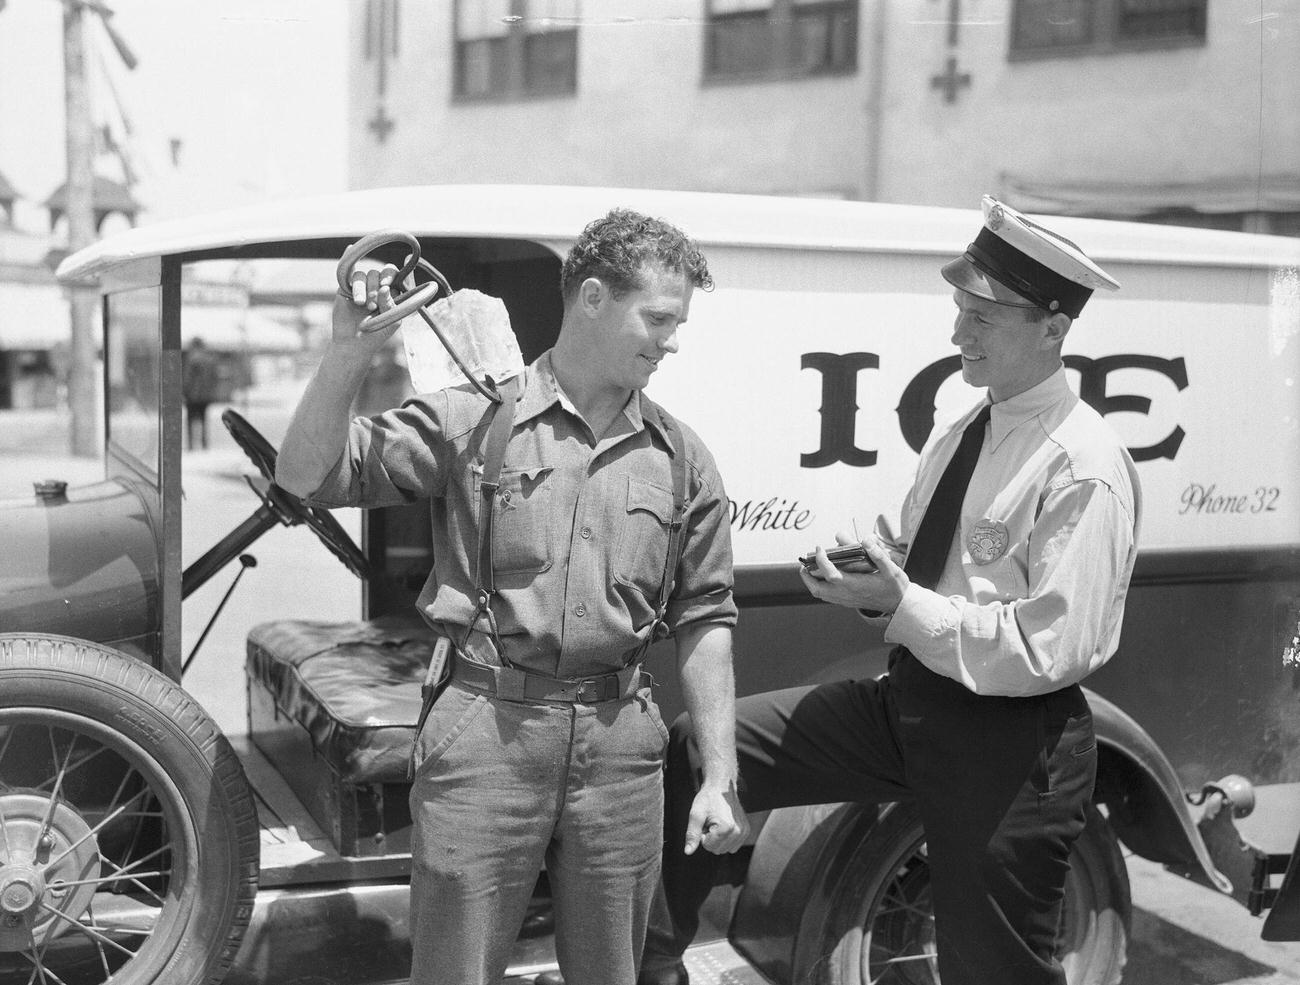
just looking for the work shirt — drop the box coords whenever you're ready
[883,368,1141,697]
[306,350,737,679]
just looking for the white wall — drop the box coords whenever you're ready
[350,0,869,197]
[347,0,1299,214]
[875,0,1300,208]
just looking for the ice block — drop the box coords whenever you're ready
[401,289,524,395]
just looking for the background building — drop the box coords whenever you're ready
[0,174,140,410]
[0,1,345,415]
[0,200,68,411]
[347,0,1299,236]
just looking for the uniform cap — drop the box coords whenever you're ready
[941,196,1120,318]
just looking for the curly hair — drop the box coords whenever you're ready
[560,208,713,305]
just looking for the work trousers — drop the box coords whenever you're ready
[645,648,1096,985]
[408,681,670,985]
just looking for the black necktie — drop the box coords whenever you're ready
[904,404,992,590]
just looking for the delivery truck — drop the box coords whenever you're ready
[1,185,1297,985]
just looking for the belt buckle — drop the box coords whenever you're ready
[576,678,602,703]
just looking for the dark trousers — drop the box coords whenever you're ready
[645,648,1096,985]
[185,402,211,450]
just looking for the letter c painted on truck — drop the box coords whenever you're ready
[801,352,880,468]
[896,355,963,454]
[1064,354,1188,462]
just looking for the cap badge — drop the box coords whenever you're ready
[968,519,1010,565]
[987,203,1006,231]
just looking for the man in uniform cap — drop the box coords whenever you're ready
[638,197,1140,985]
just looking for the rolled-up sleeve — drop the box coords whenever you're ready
[665,447,738,633]
[304,392,453,509]
[885,478,1136,696]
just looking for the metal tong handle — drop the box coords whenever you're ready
[336,230,501,403]
[335,230,450,334]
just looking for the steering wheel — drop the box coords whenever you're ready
[221,408,370,578]
[336,230,453,334]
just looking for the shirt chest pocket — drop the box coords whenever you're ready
[614,476,675,598]
[478,465,554,575]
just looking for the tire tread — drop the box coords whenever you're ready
[0,633,260,985]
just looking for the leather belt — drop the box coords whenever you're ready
[450,654,646,705]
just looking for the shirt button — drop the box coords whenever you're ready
[580,526,592,539]
[574,602,587,617]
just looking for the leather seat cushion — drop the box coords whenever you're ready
[246,615,438,785]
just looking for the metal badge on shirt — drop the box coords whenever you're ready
[968,519,1010,565]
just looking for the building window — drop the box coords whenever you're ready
[1010,0,1206,57]
[704,0,857,82]
[454,0,578,100]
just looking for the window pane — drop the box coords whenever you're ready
[457,0,510,40]
[1118,0,1206,40]
[106,289,161,475]
[791,4,856,74]
[1012,0,1093,49]
[707,10,775,75]
[456,37,509,96]
[524,29,578,93]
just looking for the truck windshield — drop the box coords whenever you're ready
[106,286,162,477]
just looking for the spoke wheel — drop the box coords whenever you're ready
[0,791,102,953]
[861,837,937,984]
[0,635,258,985]
[804,802,1130,985]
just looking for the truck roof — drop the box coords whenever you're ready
[56,184,1300,284]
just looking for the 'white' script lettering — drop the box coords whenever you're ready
[730,498,814,532]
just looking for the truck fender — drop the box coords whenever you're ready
[729,801,880,985]
[1083,686,1232,895]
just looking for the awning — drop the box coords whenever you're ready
[0,282,71,350]
[1001,173,1300,219]
[246,258,339,306]
[182,306,302,353]
[0,287,303,353]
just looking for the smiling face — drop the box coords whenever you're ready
[586,264,692,393]
[950,289,1069,401]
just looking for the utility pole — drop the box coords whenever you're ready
[63,0,99,456]
[60,0,135,456]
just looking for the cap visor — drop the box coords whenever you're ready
[940,255,1037,308]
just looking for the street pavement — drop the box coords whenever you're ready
[1,392,1298,984]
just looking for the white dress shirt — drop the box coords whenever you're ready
[884,367,1141,697]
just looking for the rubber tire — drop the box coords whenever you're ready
[0,634,259,985]
[805,801,1130,985]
